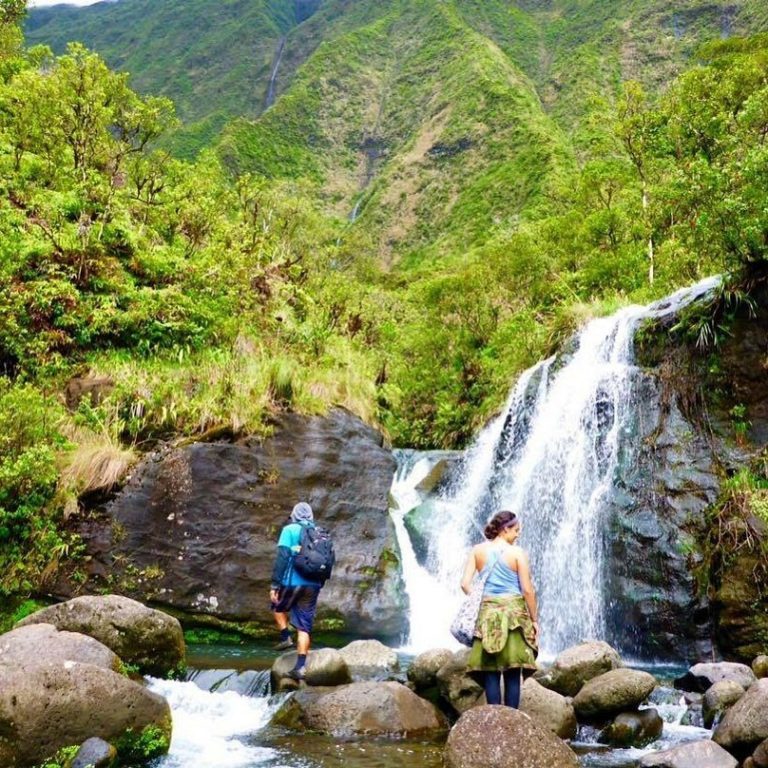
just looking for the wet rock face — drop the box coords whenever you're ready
[60,409,405,640]
[605,373,718,661]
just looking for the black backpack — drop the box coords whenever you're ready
[293,524,335,582]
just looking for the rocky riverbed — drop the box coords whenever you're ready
[5,598,766,768]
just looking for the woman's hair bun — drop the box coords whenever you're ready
[484,510,518,540]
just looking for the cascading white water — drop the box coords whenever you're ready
[392,277,720,656]
[148,677,281,768]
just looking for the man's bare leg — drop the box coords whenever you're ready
[274,612,289,631]
[296,630,310,655]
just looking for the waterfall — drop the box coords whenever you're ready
[392,277,720,656]
[265,38,286,109]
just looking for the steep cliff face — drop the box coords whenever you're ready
[619,280,768,662]
[54,408,407,641]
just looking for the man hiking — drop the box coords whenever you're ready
[270,501,332,680]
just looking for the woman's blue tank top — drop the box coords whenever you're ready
[482,549,522,596]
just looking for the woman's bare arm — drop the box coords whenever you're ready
[460,547,478,595]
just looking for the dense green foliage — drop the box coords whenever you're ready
[3,1,768,601]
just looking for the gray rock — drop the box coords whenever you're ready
[753,656,768,679]
[702,680,745,728]
[520,678,578,739]
[444,705,580,768]
[681,703,704,728]
[71,737,117,768]
[0,661,171,768]
[638,739,738,768]
[537,641,622,696]
[0,624,121,673]
[436,649,484,715]
[599,708,663,747]
[753,738,768,768]
[56,409,405,640]
[408,648,454,691]
[18,595,184,678]
[271,648,350,689]
[339,639,399,681]
[714,678,768,754]
[272,681,448,738]
[573,669,657,720]
[676,662,756,693]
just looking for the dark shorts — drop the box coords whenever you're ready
[271,585,320,633]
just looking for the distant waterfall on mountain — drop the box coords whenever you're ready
[265,38,286,109]
[390,278,720,656]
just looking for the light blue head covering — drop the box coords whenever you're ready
[291,502,314,523]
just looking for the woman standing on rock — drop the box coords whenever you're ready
[460,510,539,708]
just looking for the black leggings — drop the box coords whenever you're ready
[483,669,522,708]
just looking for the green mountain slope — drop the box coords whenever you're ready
[25,0,321,154]
[219,0,575,264]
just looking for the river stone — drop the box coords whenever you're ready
[436,649,484,715]
[71,737,117,768]
[702,680,746,728]
[537,641,622,696]
[753,739,768,768]
[680,703,704,728]
[0,623,121,673]
[754,656,768,679]
[599,708,663,747]
[520,678,578,739]
[638,739,738,768]
[0,661,171,768]
[271,648,350,689]
[675,662,757,693]
[18,595,184,677]
[408,648,454,690]
[444,705,580,768]
[339,639,400,681]
[714,678,768,754]
[573,669,657,720]
[272,681,448,738]
[56,409,405,640]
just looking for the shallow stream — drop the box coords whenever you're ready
[145,645,711,768]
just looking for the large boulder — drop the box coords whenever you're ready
[18,595,184,677]
[520,678,577,739]
[702,680,746,728]
[444,705,580,768]
[271,648,350,689]
[713,678,768,755]
[599,708,663,747]
[638,740,738,768]
[339,639,399,681]
[408,648,454,691]
[56,409,405,640]
[675,662,756,693]
[0,624,121,673]
[573,669,657,720]
[436,649,484,715]
[272,681,448,738]
[536,641,622,697]
[0,661,171,768]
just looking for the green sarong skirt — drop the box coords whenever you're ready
[466,593,538,679]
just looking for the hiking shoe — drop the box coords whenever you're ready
[286,666,306,681]
[273,637,294,651]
